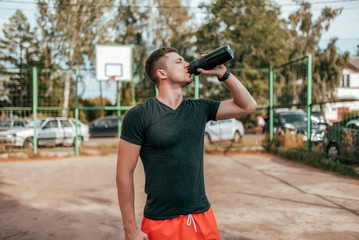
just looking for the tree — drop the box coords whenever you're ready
[0,64,10,108]
[110,0,195,103]
[37,0,114,116]
[0,10,39,107]
[312,39,349,102]
[36,45,65,108]
[279,1,348,104]
[79,96,114,123]
[149,0,196,98]
[148,0,194,54]
[195,0,290,105]
[110,0,152,103]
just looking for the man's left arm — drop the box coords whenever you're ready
[197,65,257,120]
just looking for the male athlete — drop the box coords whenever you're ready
[116,47,257,240]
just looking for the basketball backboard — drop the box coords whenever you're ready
[95,45,133,81]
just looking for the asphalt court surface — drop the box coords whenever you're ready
[0,153,358,240]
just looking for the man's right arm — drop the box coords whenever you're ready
[116,139,149,240]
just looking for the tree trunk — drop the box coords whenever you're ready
[62,48,74,117]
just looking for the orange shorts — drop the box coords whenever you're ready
[141,207,220,240]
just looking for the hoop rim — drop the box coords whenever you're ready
[106,75,121,83]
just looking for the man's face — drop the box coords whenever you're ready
[163,52,192,87]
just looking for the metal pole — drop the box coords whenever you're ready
[155,85,159,96]
[117,81,121,138]
[32,67,38,155]
[75,68,79,156]
[269,67,274,142]
[131,45,135,106]
[307,54,312,152]
[99,80,103,107]
[274,56,308,70]
[194,75,199,99]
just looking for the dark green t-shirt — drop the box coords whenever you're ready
[120,97,220,220]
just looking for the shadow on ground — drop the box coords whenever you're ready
[0,191,125,240]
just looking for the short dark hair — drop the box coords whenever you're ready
[145,47,178,85]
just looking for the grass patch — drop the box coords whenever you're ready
[264,133,359,179]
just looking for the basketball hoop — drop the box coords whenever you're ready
[96,45,132,82]
[106,75,121,84]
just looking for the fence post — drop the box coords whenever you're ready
[32,67,38,155]
[117,82,121,137]
[75,68,79,157]
[194,75,199,99]
[131,45,135,106]
[269,67,274,142]
[307,54,312,152]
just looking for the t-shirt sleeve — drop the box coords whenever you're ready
[120,105,145,146]
[198,99,220,121]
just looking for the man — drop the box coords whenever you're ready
[116,47,257,240]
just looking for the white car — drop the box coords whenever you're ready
[0,118,30,131]
[0,117,89,148]
[205,118,245,144]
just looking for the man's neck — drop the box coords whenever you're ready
[156,87,183,110]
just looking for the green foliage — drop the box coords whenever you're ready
[110,0,152,103]
[0,10,39,107]
[279,2,349,105]
[79,97,115,123]
[0,0,350,127]
[343,110,359,120]
[109,0,195,103]
[196,0,290,105]
[312,39,349,103]
[269,146,359,179]
[37,0,114,116]
[0,9,67,108]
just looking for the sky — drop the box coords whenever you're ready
[0,0,358,56]
[273,0,359,55]
[0,0,357,104]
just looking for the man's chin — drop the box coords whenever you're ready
[182,80,192,87]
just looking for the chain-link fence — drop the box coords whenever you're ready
[266,55,358,165]
[0,67,136,156]
[316,100,359,164]
[1,63,357,164]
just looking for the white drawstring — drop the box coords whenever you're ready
[186,214,197,232]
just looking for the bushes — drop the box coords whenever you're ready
[265,134,359,179]
[343,110,359,120]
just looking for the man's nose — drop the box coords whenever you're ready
[184,61,190,68]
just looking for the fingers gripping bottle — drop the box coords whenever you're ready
[188,45,234,75]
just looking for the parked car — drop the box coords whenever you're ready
[263,110,327,142]
[312,111,329,125]
[89,116,120,138]
[204,118,244,144]
[0,118,30,131]
[323,115,359,160]
[0,117,89,148]
[69,118,90,134]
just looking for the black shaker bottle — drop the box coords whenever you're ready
[188,45,234,75]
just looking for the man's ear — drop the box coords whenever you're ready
[156,69,167,80]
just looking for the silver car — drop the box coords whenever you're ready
[0,117,89,148]
[0,118,30,131]
[205,118,245,144]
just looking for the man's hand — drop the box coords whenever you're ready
[195,54,257,119]
[197,64,227,78]
[196,53,227,78]
[125,229,149,240]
